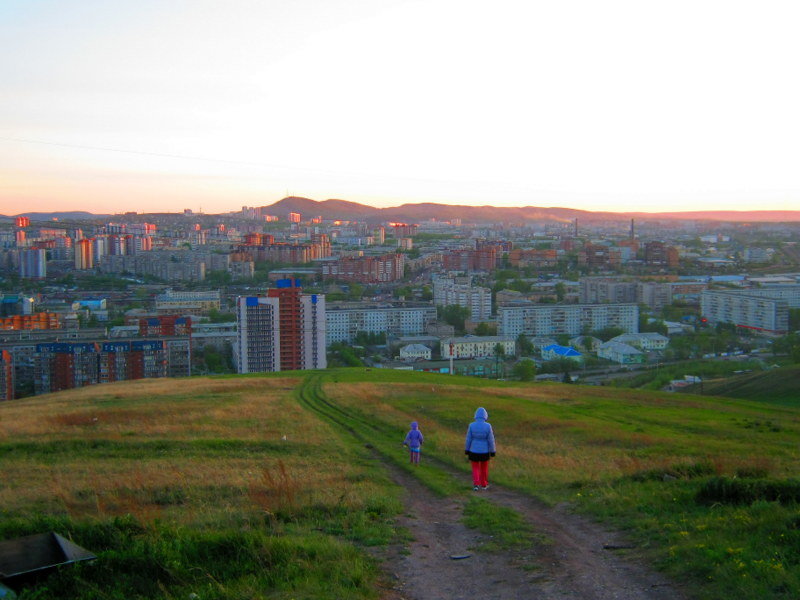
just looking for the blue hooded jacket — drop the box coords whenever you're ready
[465,407,495,455]
[404,421,424,449]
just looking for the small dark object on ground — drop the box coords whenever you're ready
[0,532,96,585]
[449,553,472,560]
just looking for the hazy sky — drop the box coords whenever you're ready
[2,0,799,215]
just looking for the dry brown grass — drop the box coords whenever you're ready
[0,376,385,526]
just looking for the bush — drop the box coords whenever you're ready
[629,461,716,482]
[696,477,800,505]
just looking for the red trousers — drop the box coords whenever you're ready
[471,460,489,487]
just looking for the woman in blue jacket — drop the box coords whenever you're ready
[465,407,496,490]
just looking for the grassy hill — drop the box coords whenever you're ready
[2,370,800,598]
[688,365,800,406]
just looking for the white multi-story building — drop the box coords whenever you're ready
[740,285,800,308]
[433,278,492,321]
[155,290,221,314]
[325,303,437,345]
[579,278,637,304]
[498,303,639,338]
[235,296,280,373]
[701,290,789,335]
[441,336,515,359]
[637,281,672,311]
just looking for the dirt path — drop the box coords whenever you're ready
[379,461,687,600]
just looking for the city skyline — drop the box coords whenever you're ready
[3,1,800,215]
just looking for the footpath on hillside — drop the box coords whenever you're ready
[377,459,685,600]
[297,375,687,600]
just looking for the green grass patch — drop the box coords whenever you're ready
[695,365,800,407]
[462,497,541,552]
[1,515,380,600]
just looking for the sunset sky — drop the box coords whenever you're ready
[2,0,800,215]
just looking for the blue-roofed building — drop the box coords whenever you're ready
[541,344,583,363]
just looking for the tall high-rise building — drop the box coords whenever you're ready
[19,248,47,279]
[433,278,492,321]
[0,350,14,401]
[75,239,94,270]
[235,279,326,373]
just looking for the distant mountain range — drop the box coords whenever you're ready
[0,211,110,222]
[2,201,799,224]
[257,197,800,224]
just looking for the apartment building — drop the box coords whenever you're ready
[507,248,557,268]
[33,339,184,394]
[498,303,639,337]
[325,303,437,345]
[579,278,637,304]
[0,350,13,400]
[637,281,673,311]
[442,248,497,272]
[155,290,221,315]
[433,278,492,321]
[235,279,326,373]
[321,253,405,283]
[644,241,679,268]
[701,290,789,335]
[19,248,47,279]
[99,340,168,383]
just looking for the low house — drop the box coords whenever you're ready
[597,341,644,364]
[609,333,669,351]
[441,335,516,359]
[569,335,602,353]
[541,344,583,363]
[399,343,432,361]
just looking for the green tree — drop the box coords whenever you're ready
[517,333,534,356]
[348,283,365,300]
[205,270,232,286]
[475,322,492,336]
[773,333,800,363]
[438,305,470,333]
[639,315,668,335]
[790,308,800,332]
[512,358,537,381]
[591,326,625,342]
[208,309,236,323]
[555,282,566,302]
[494,343,506,358]
[540,357,581,374]
[394,285,413,299]
[327,342,363,367]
